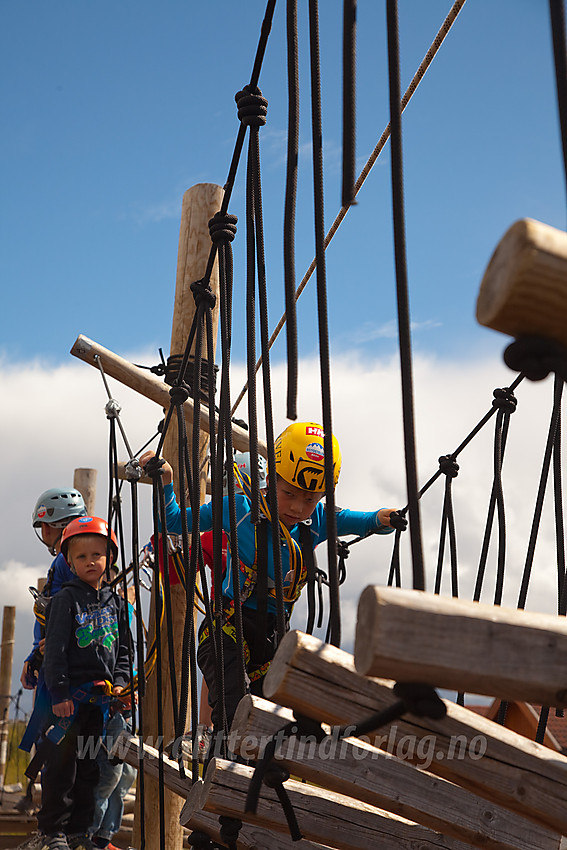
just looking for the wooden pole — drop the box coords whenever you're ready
[0,606,16,790]
[70,335,266,457]
[135,183,224,850]
[73,467,97,515]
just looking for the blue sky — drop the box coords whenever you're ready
[2,0,564,369]
[2,1,567,711]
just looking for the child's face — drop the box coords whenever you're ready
[67,534,108,589]
[275,476,323,528]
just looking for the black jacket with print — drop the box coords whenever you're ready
[43,578,131,704]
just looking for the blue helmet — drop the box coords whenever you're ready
[32,488,87,528]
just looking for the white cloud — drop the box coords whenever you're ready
[0,350,563,714]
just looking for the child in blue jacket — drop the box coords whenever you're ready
[141,422,398,739]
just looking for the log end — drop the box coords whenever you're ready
[476,218,567,347]
[354,585,382,676]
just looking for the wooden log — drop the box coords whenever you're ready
[181,758,478,850]
[185,808,332,850]
[230,695,559,850]
[476,218,567,347]
[70,334,267,458]
[263,629,567,835]
[355,586,567,705]
[73,467,97,515]
[113,731,330,849]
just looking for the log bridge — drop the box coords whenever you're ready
[114,587,567,849]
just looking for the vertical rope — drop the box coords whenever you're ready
[386,0,425,591]
[342,0,357,208]
[308,0,341,646]
[284,0,300,421]
[549,0,567,211]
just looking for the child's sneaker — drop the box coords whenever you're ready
[66,835,94,850]
[40,836,69,850]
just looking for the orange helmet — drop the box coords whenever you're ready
[60,516,118,563]
[274,422,341,492]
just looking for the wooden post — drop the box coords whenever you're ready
[135,183,224,850]
[476,218,567,347]
[0,606,16,789]
[73,467,97,515]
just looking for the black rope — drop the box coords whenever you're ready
[341,0,357,208]
[284,0,300,421]
[386,0,425,592]
[434,456,459,597]
[549,0,567,212]
[518,375,564,609]
[309,0,341,646]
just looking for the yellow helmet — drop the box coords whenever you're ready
[274,422,341,492]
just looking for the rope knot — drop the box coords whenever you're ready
[218,816,242,847]
[392,682,447,720]
[235,85,268,127]
[105,398,121,419]
[389,510,408,531]
[263,763,290,788]
[187,830,216,849]
[143,455,165,479]
[438,455,459,478]
[169,382,190,405]
[190,278,217,308]
[492,386,517,413]
[125,458,143,481]
[208,212,238,245]
[504,335,567,382]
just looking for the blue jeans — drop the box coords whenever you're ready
[90,712,136,843]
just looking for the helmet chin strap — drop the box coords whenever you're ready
[34,527,62,557]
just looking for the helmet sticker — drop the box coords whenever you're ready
[305,441,324,462]
[306,426,323,438]
[36,505,47,520]
[294,461,325,491]
[78,517,94,525]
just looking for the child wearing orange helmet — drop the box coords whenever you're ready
[141,422,399,749]
[31,517,131,850]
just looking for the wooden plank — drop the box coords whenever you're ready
[355,586,567,705]
[70,334,267,457]
[263,629,567,835]
[113,732,331,849]
[230,695,559,850]
[181,758,477,850]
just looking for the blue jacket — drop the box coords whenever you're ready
[25,551,75,662]
[163,482,393,615]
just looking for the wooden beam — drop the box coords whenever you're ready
[181,758,477,850]
[230,695,559,850]
[262,630,567,835]
[113,731,331,850]
[476,217,567,348]
[70,334,267,458]
[355,586,567,705]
